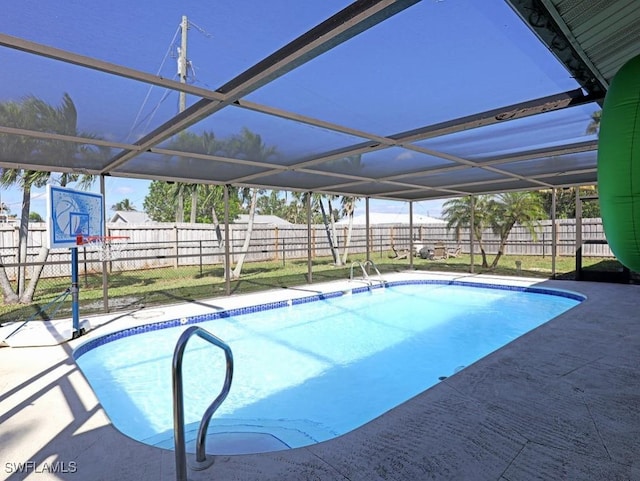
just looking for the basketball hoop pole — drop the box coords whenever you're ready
[47,185,105,340]
[70,246,83,339]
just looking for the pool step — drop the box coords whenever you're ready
[148,417,335,455]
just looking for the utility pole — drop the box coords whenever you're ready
[178,15,189,113]
[175,15,189,224]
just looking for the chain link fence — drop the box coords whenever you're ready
[0,219,620,324]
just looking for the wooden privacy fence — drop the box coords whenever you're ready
[0,218,613,281]
[412,218,612,257]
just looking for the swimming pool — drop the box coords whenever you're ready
[74,280,583,455]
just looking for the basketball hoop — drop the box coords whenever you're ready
[76,235,129,261]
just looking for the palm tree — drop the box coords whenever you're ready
[256,190,288,217]
[168,181,201,223]
[0,169,49,301]
[289,190,341,265]
[232,186,261,279]
[225,128,277,279]
[586,110,601,135]
[334,154,362,264]
[442,195,492,268]
[284,195,302,224]
[488,192,545,268]
[322,194,344,266]
[538,186,600,219]
[111,198,136,211]
[171,182,186,223]
[443,192,545,269]
[340,195,358,264]
[167,131,222,223]
[287,191,317,224]
[0,93,101,303]
[300,192,341,265]
[199,184,226,247]
[287,191,318,224]
[0,98,42,302]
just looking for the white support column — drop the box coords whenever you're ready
[575,186,583,280]
[100,174,108,311]
[224,185,231,295]
[469,195,475,274]
[365,197,370,263]
[551,188,557,278]
[307,192,313,284]
[409,201,414,268]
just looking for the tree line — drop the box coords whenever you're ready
[0,93,601,304]
[0,94,359,303]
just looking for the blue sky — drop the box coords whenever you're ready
[7,180,446,222]
[0,0,585,220]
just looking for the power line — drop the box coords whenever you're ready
[188,20,213,38]
[125,17,214,140]
[137,83,178,135]
[125,24,182,142]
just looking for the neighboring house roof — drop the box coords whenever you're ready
[0,214,19,224]
[234,214,292,225]
[337,213,445,225]
[109,211,151,223]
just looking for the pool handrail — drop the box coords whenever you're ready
[172,325,234,481]
[349,260,385,286]
[363,260,384,284]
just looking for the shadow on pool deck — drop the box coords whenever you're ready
[0,273,639,481]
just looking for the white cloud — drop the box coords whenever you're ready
[31,191,48,201]
[355,198,448,219]
[115,186,135,195]
[395,151,414,161]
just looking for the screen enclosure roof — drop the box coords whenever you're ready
[1,0,639,201]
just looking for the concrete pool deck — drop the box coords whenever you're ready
[0,271,638,480]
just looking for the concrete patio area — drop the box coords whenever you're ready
[0,272,638,480]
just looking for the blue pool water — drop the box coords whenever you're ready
[74,281,582,455]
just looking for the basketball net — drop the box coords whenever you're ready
[76,235,129,261]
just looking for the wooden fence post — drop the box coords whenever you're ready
[173,224,179,269]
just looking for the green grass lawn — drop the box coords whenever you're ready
[0,252,629,324]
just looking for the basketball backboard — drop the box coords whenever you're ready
[46,185,104,249]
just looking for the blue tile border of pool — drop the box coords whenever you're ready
[72,280,585,359]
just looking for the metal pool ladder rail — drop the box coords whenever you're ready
[349,260,385,287]
[172,325,234,481]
